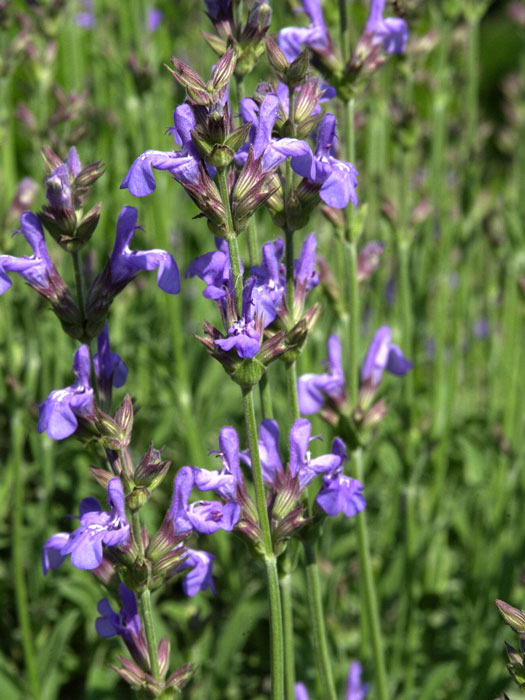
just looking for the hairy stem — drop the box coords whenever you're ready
[280,570,296,700]
[140,589,160,681]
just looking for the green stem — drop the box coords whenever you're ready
[337,0,349,62]
[345,240,359,406]
[242,386,284,700]
[280,571,296,700]
[217,169,243,314]
[259,373,274,419]
[12,410,41,700]
[140,589,160,681]
[352,448,389,700]
[72,250,86,321]
[304,540,337,700]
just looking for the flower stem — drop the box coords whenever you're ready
[12,410,41,700]
[303,539,337,700]
[280,571,296,700]
[140,589,160,681]
[242,385,284,700]
[217,168,243,314]
[352,448,389,700]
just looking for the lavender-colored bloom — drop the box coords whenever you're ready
[96,583,141,641]
[205,0,232,22]
[298,334,345,415]
[93,323,128,392]
[121,104,201,196]
[316,438,366,517]
[289,418,342,489]
[366,0,408,55]
[108,206,180,294]
[42,479,130,571]
[194,426,243,500]
[0,212,55,296]
[361,325,413,386]
[294,232,319,291]
[295,682,310,700]
[75,0,95,28]
[214,278,262,358]
[177,548,216,597]
[37,345,95,440]
[186,237,236,302]
[473,318,489,339]
[346,661,369,700]
[45,147,81,211]
[147,6,163,32]
[236,94,310,172]
[169,467,240,535]
[278,0,331,62]
[291,113,358,209]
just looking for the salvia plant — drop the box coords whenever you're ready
[2,0,524,698]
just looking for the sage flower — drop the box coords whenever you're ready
[361,325,413,386]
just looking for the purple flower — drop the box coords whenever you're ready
[108,206,180,294]
[289,418,342,489]
[298,334,345,415]
[214,278,262,359]
[194,426,244,500]
[169,466,240,535]
[186,237,236,302]
[177,548,216,597]
[0,212,56,296]
[37,345,95,440]
[278,0,331,62]
[96,583,141,641]
[316,438,366,517]
[346,661,369,700]
[75,0,95,28]
[121,104,201,196]
[205,0,233,23]
[361,325,413,387]
[236,94,310,172]
[93,323,128,395]
[291,113,358,209]
[295,682,310,700]
[366,0,408,55]
[42,478,130,571]
[45,147,81,211]
[146,6,163,32]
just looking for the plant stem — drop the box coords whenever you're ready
[217,168,243,314]
[242,386,284,700]
[345,239,359,406]
[303,539,337,700]
[280,571,296,700]
[140,589,160,681]
[12,410,41,700]
[352,448,389,700]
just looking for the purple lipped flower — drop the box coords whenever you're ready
[366,0,408,55]
[204,0,233,23]
[289,418,342,489]
[96,583,141,641]
[93,322,128,398]
[361,325,413,387]
[169,466,240,535]
[75,0,95,28]
[214,278,262,359]
[250,238,286,326]
[291,113,358,209]
[0,212,56,297]
[346,661,369,700]
[45,147,82,212]
[37,345,95,440]
[186,237,237,302]
[295,682,310,700]
[235,94,310,172]
[194,426,243,500]
[42,478,130,571]
[121,104,201,197]
[177,548,216,597]
[316,438,366,517]
[146,6,163,33]
[278,0,331,62]
[108,206,180,294]
[298,334,345,415]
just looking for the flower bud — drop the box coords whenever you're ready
[265,35,289,75]
[114,394,134,446]
[287,50,310,89]
[157,638,171,679]
[126,486,150,512]
[496,599,525,636]
[211,47,237,92]
[134,444,171,491]
[202,31,228,56]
